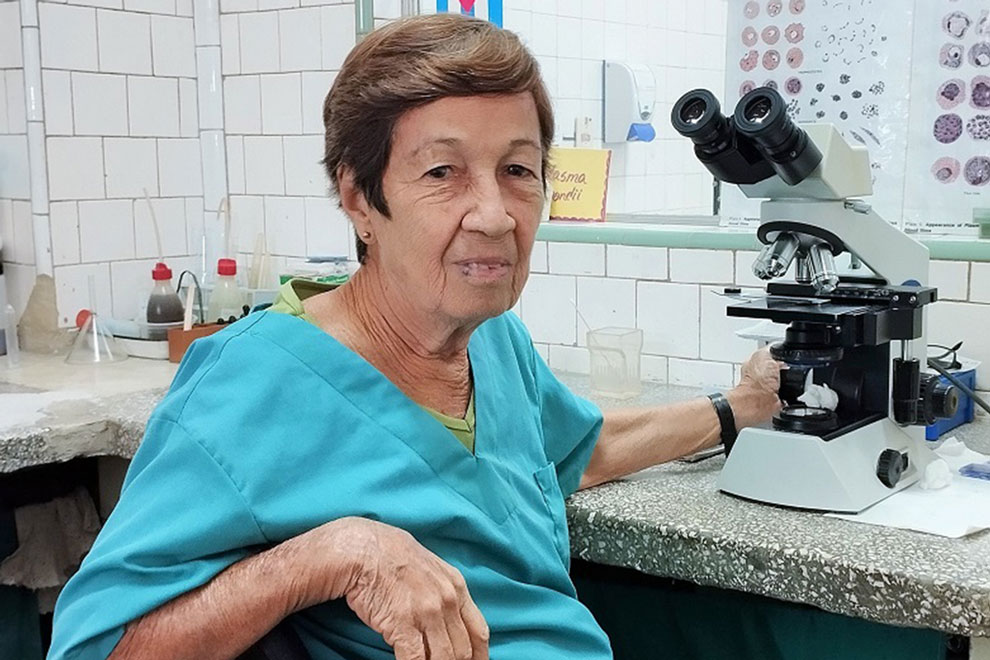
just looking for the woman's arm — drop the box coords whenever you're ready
[108,517,489,660]
[578,348,782,490]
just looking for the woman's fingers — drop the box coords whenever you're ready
[423,616,458,660]
[461,598,490,660]
[442,594,474,659]
[391,628,428,660]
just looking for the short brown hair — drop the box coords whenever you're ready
[322,13,554,262]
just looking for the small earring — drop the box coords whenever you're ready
[361,231,371,239]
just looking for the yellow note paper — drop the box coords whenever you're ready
[548,147,611,222]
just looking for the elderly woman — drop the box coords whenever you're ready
[49,14,780,660]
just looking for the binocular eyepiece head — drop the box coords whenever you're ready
[671,86,822,187]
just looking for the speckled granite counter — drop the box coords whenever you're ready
[2,358,989,640]
[559,373,990,639]
[0,354,175,473]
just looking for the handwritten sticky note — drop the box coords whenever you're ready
[548,147,611,222]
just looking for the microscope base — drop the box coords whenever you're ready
[718,420,935,513]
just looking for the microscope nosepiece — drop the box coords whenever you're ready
[807,243,839,293]
[752,232,800,280]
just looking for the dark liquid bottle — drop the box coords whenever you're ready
[146,262,184,324]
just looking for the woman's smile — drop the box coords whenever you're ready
[455,258,513,282]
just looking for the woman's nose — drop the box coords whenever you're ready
[462,176,516,237]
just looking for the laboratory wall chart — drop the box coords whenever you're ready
[721,1,914,230]
[902,1,989,235]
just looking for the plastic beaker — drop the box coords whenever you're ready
[587,327,643,398]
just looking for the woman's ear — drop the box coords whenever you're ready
[338,165,373,238]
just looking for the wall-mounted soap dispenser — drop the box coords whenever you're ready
[603,61,657,143]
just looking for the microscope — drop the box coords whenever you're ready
[671,87,958,513]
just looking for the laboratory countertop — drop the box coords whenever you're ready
[1,355,988,637]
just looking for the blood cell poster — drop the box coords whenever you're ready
[903,1,990,235]
[721,0,913,229]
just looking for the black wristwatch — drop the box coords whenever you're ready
[707,392,738,455]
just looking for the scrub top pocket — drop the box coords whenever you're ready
[533,463,572,569]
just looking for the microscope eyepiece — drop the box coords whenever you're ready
[742,95,773,124]
[733,87,823,185]
[679,98,708,125]
[671,89,729,147]
[670,89,775,185]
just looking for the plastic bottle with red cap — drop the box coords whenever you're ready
[146,262,184,324]
[206,258,246,322]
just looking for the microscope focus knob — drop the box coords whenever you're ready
[876,449,908,488]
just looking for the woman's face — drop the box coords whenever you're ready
[366,93,545,327]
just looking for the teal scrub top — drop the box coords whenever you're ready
[48,311,613,660]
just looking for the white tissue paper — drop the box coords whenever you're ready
[797,370,839,411]
[918,458,952,490]
[827,437,990,537]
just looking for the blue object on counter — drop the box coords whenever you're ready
[926,368,976,440]
[960,462,990,481]
[626,122,656,142]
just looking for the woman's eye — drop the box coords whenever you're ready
[426,166,451,179]
[507,164,534,178]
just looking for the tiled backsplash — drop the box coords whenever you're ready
[5,0,990,387]
[503,0,727,215]
[521,242,990,393]
[4,0,726,327]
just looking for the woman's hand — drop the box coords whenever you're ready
[287,517,489,660]
[727,347,785,428]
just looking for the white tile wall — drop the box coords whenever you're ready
[239,11,279,73]
[5,70,26,132]
[669,248,734,284]
[0,4,22,70]
[158,138,203,196]
[520,273,577,345]
[71,73,128,135]
[39,4,100,72]
[260,73,302,135]
[104,138,159,197]
[223,75,261,134]
[547,242,605,276]
[301,71,334,135]
[930,261,969,301]
[78,199,135,262]
[505,0,726,215]
[529,240,548,273]
[637,280,699,358]
[241,136,285,197]
[134,196,187,257]
[320,4,355,70]
[972,263,990,304]
[279,7,322,71]
[49,201,81,265]
[576,276,635,344]
[151,14,196,77]
[0,136,31,199]
[128,76,181,136]
[97,9,153,74]
[16,4,206,327]
[42,70,73,135]
[303,197,350,257]
[47,137,106,200]
[54,262,113,325]
[283,135,327,196]
[264,195,306,255]
[605,244,667,280]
